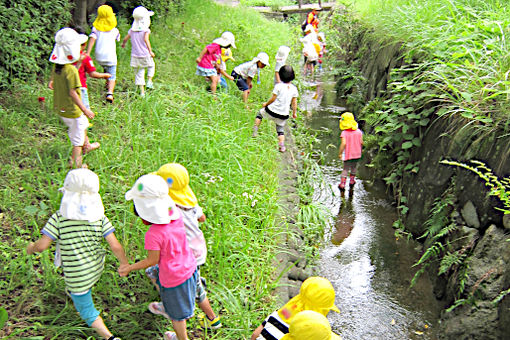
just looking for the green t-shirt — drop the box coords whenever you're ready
[52,64,83,118]
[41,212,115,293]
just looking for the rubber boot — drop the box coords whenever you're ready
[349,175,356,186]
[338,177,347,190]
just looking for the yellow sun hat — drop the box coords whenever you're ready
[153,163,198,208]
[277,277,340,323]
[281,310,342,340]
[339,112,358,131]
[93,5,117,32]
[221,48,235,62]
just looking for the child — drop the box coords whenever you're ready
[300,25,319,78]
[274,46,290,84]
[26,168,128,340]
[195,31,236,95]
[338,112,363,190]
[49,28,100,168]
[252,65,298,153]
[87,5,120,103]
[121,6,156,97]
[280,310,341,340]
[121,174,198,340]
[146,163,221,329]
[251,277,340,340]
[231,52,270,103]
[317,32,326,73]
[217,47,235,91]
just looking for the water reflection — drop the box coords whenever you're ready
[331,187,355,245]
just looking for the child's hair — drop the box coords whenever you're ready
[54,64,64,75]
[133,202,139,216]
[279,65,295,83]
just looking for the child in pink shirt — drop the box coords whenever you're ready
[120,174,197,340]
[338,112,363,190]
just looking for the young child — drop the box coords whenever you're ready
[49,27,99,168]
[280,310,341,340]
[26,168,128,340]
[121,174,198,340]
[274,46,290,84]
[300,25,319,78]
[338,112,363,190]
[251,277,340,340]
[146,163,221,329]
[195,31,236,95]
[317,32,326,73]
[231,52,270,103]
[87,5,120,103]
[121,6,156,97]
[217,47,235,91]
[252,65,298,153]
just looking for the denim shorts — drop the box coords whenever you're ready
[69,289,99,326]
[147,265,206,303]
[231,71,249,91]
[99,64,117,81]
[80,87,90,109]
[160,269,198,321]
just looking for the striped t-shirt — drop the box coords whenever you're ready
[257,311,289,340]
[41,212,115,293]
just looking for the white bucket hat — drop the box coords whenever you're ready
[125,174,179,224]
[132,6,154,31]
[59,169,105,222]
[78,34,89,45]
[214,31,236,49]
[304,24,314,33]
[49,28,82,64]
[255,52,270,66]
[276,45,291,63]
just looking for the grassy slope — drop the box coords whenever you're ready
[0,1,298,338]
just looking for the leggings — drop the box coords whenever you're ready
[134,66,155,86]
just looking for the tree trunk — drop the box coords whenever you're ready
[298,0,302,8]
[73,0,88,32]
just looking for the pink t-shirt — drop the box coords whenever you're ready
[197,43,221,69]
[144,215,197,288]
[340,129,363,161]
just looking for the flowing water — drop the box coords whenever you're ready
[302,81,440,340]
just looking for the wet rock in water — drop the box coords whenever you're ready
[460,200,481,229]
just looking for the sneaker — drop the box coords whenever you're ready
[106,93,114,103]
[278,143,286,152]
[146,80,154,89]
[349,175,356,185]
[164,331,178,340]
[148,302,170,319]
[83,142,100,154]
[198,314,222,329]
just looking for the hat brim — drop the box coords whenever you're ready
[78,34,88,45]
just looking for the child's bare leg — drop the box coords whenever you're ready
[251,325,264,340]
[210,75,219,94]
[198,297,217,320]
[171,320,188,340]
[278,134,285,144]
[107,80,116,95]
[242,90,250,103]
[91,315,114,339]
[71,146,83,168]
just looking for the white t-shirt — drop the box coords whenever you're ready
[178,205,207,266]
[90,27,120,65]
[233,60,258,79]
[267,82,299,116]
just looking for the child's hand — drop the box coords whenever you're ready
[102,73,112,79]
[196,57,201,64]
[150,51,155,58]
[26,242,35,255]
[118,264,130,277]
[48,80,53,90]
[84,108,95,119]
[293,112,297,119]
[198,214,206,223]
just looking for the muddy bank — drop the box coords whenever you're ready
[330,8,510,339]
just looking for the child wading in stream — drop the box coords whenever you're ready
[338,112,363,190]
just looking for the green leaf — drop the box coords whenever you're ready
[0,307,7,329]
[402,141,414,149]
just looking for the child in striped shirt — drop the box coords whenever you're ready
[27,169,128,340]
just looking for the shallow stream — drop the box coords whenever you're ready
[302,81,440,340]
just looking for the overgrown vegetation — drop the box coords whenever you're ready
[0,0,304,338]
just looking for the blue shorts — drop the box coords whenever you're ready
[219,76,228,90]
[196,66,217,77]
[100,64,117,81]
[160,269,198,321]
[231,71,249,91]
[69,289,99,326]
[80,87,90,109]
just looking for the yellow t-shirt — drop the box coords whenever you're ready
[53,64,82,118]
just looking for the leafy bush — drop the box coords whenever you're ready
[0,0,72,89]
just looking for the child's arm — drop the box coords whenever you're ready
[196,47,207,64]
[118,250,159,277]
[69,88,95,119]
[105,233,129,265]
[338,137,346,158]
[291,97,298,119]
[121,32,131,49]
[262,94,277,107]
[143,32,155,58]
[86,36,96,56]
[275,71,281,83]
[89,71,111,80]
[48,75,54,90]
[218,68,234,81]
[26,235,53,254]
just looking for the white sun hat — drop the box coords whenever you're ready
[275,45,291,63]
[132,6,154,31]
[214,31,236,49]
[59,169,105,222]
[49,28,82,64]
[255,52,270,66]
[125,174,180,224]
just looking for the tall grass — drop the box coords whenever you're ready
[0,0,298,338]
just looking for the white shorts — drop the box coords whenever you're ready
[60,115,89,146]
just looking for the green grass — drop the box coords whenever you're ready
[0,0,301,338]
